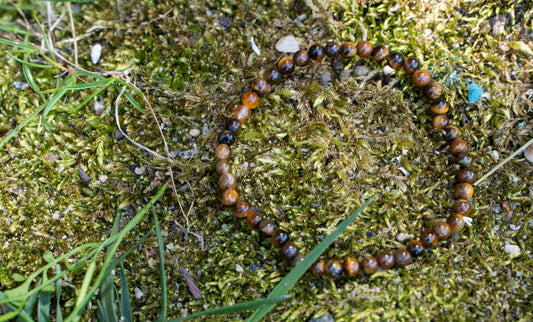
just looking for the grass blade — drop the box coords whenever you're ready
[37,289,51,322]
[152,207,167,322]
[119,263,133,322]
[55,264,63,322]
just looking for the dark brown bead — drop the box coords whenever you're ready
[258,219,276,236]
[340,41,357,59]
[457,168,476,184]
[233,200,251,218]
[263,67,282,84]
[433,115,450,129]
[404,57,420,74]
[372,46,389,62]
[407,240,425,257]
[218,173,237,190]
[252,77,269,96]
[218,131,235,145]
[221,189,238,206]
[443,125,461,142]
[361,256,379,275]
[311,259,326,276]
[394,249,412,267]
[413,69,431,87]
[324,41,341,57]
[272,230,289,248]
[308,44,325,61]
[433,222,452,241]
[356,41,373,58]
[430,99,449,114]
[242,91,259,109]
[343,257,360,277]
[215,143,231,160]
[420,229,439,248]
[447,213,465,232]
[278,57,295,74]
[246,211,262,228]
[424,82,442,100]
[233,105,251,123]
[453,199,472,216]
[377,251,395,269]
[450,139,468,155]
[293,49,310,67]
[455,183,474,200]
[387,52,404,69]
[456,152,473,168]
[215,160,231,175]
[281,242,299,260]
[226,118,242,134]
[325,259,343,279]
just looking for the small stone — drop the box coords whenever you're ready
[332,59,344,72]
[236,264,243,273]
[218,16,231,29]
[134,167,145,175]
[504,244,520,256]
[524,143,533,164]
[99,174,108,183]
[309,312,334,322]
[45,154,59,162]
[490,150,499,161]
[383,65,396,76]
[189,128,201,137]
[396,233,411,243]
[78,166,92,185]
[13,81,29,90]
[320,72,331,86]
[221,224,228,230]
[275,35,299,53]
[94,99,104,116]
[179,150,197,159]
[52,211,60,220]
[491,15,507,36]
[91,44,102,64]
[354,65,370,77]
[115,128,125,139]
[134,287,144,299]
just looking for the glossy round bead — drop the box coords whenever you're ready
[343,257,360,277]
[246,211,262,228]
[272,230,289,248]
[455,183,474,200]
[372,46,389,62]
[226,118,242,134]
[420,229,439,248]
[242,91,259,109]
[215,160,231,175]
[457,168,476,184]
[258,219,276,236]
[215,143,231,160]
[278,57,295,74]
[293,49,310,67]
[311,259,326,276]
[457,152,473,168]
[407,240,425,257]
[453,199,472,216]
[252,78,269,96]
[324,41,341,57]
[308,44,325,61]
[218,131,235,145]
[233,105,251,123]
[356,41,373,58]
[450,139,468,155]
[430,99,449,114]
[233,200,251,218]
[394,249,412,267]
[325,259,343,279]
[264,67,282,84]
[361,256,379,275]
[340,41,357,58]
[443,125,461,142]
[377,251,395,269]
[387,52,404,69]
[433,222,452,241]
[447,213,465,232]
[412,69,431,87]
[424,82,442,100]
[432,115,450,129]
[281,242,299,260]
[221,189,238,206]
[218,173,237,190]
[404,57,420,74]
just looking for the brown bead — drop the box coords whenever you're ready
[242,91,259,109]
[433,222,452,241]
[308,44,325,61]
[457,168,476,184]
[215,144,231,160]
[226,118,242,134]
[377,251,395,269]
[340,41,357,59]
[272,230,289,248]
[430,99,449,114]
[387,52,404,69]
[447,214,465,232]
[404,57,420,74]
[293,50,310,67]
[443,125,461,143]
[252,78,269,96]
[453,199,472,216]
[343,257,360,277]
[420,229,439,248]
[450,139,468,155]
[233,200,251,218]
[456,152,473,168]
[372,46,389,62]
[361,256,379,275]
[233,105,251,123]
[264,67,282,84]
[215,160,231,175]
[281,242,299,260]
[455,183,474,200]
[424,82,442,100]
[356,41,373,58]
[407,240,425,257]
[278,57,295,74]
[311,259,326,276]
[325,259,343,279]
[246,211,262,228]
[394,249,412,267]
[257,219,276,236]
[413,69,431,87]
[218,173,237,190]
[324,41,341,57]
[221,189,238,206]
[433,115,450,129]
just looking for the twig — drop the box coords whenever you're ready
[141,8,173,26]
[66,2,78,66]
[6,0,32,33]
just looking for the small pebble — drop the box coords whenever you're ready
[383,65,396,76]
[218,16,231,29]
[115,128,125,139]
[396,233,411,243]
[236,264,243,273]
[524,143,533,164]
[134,167,145,175]
[94,99,104,116]
[13,81,29,90]
[275,35,299,53]
[78,166,92,185]
[504,244,521,256]
[91,44,102,65]
[134,287,144,299]
[309,312,334,322]
[179,150,197,159]
[320,72,331,86]
[354,65,370,77]
[490,150,499,161]
[99,174,108,183]
[189,128,201,137]
[467,82,483,103]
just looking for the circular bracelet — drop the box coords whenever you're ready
[213,38,474,279]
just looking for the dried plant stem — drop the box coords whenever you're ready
[66,2,78,66]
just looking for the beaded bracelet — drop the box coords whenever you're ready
[213,38,474,279]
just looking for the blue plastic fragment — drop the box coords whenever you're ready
[467,82,483,103]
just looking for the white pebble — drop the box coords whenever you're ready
[504,244,521,256]
[490,150,499,161]
[91,44,102,65]
[383,65,396,76]
[134,287,144,299]
[275,35,299,53]
[524,143,533,164]
[236,264,243,273]
[396,233,411,243]
[189,129,201,137]
[99,174,108,183]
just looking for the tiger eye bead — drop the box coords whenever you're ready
[308,44,325,61]
[372,46,389,62]
[252,77,269,96]
[424,82,442,100]
[361,256,379,275]
[218,131,235,145]
[272,230,290,248]
[413,69,431,87]
[326,259,343,279]
[311,259,326,276]
[221,189,238,206]
[404,57,420,74]
[356,41,373,58]
[433,222,452,240]
[258,219,276,236]
[455,183,474,200]
[457,168,476,184]
[246,211,263,228]
[433,115,450,129]
[215,143,231,160]
[218,173,237,190]
[387,52,404,69]
[264,67,282,84]
[233,105,251,123]
[226,118,242,134]
[215,160,231,175]
[377,251,395,269]
[450,139,468,155]
[407,240,425,257]
[343,257,361,277]
[420,230,439,248]
[453,199,472,216]
[281,242,299,260]
[456,152,473,168]
[340,41,357,59]
[242,91,259,109]
[394,249,412,267]
[293,50,310,67]
[443,125,461,142]
[447,214,465,232]
[430,99,449,115]
[233,200,251,218]
[278,57,295,74]
[324,41,341,57]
